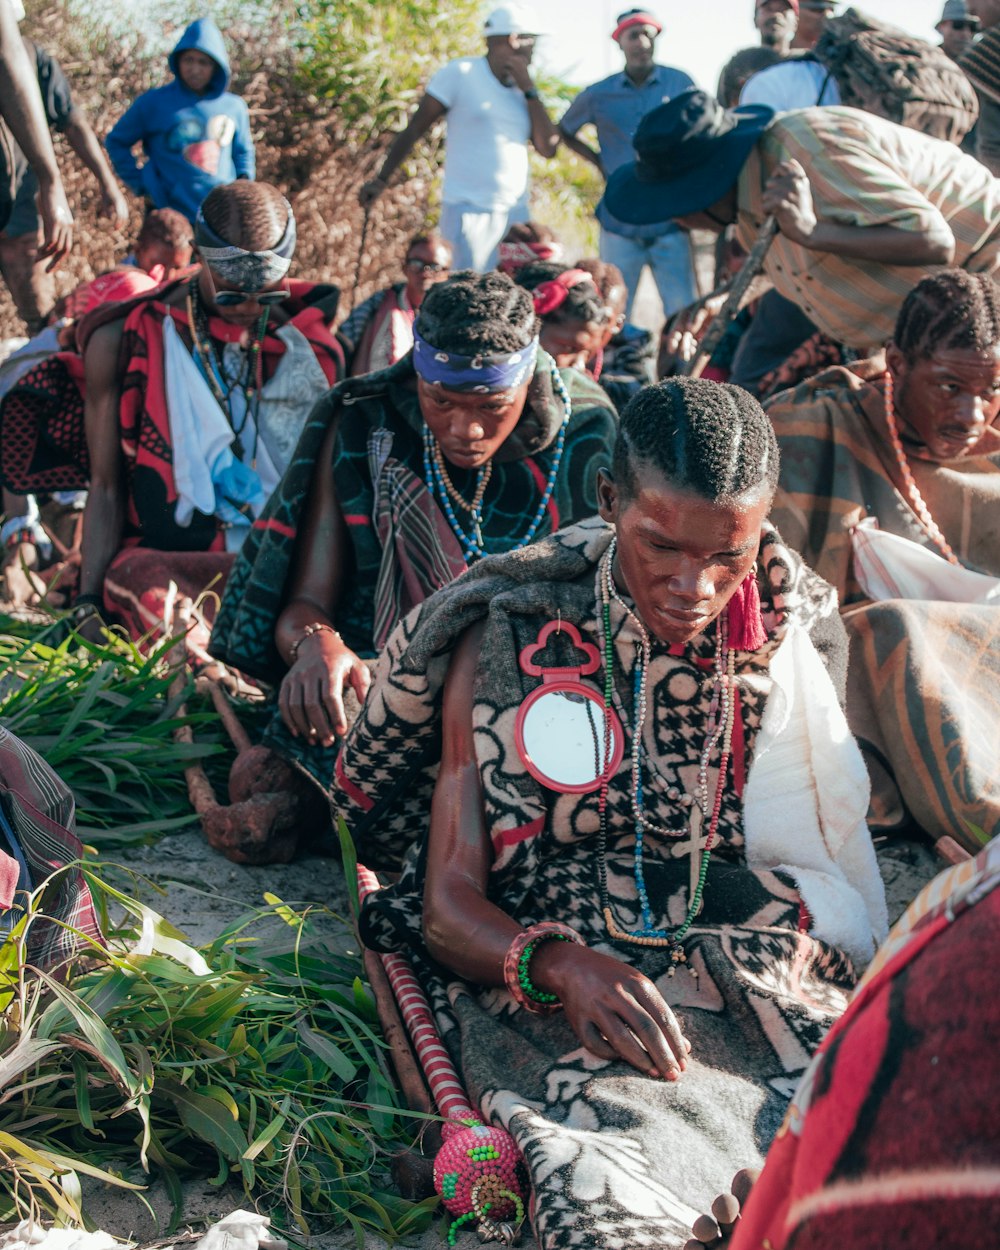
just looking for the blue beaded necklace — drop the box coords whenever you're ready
[422,365,573,562]
[596,540,736,960]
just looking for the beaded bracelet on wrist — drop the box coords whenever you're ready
[503,922,584,1013]
[289,621,343,663]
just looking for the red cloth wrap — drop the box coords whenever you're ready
[532,269,592,317]
[497,239,563,274]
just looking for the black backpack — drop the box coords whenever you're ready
[814,7,979,144]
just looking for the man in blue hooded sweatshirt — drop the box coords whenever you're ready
[105,17,254,223]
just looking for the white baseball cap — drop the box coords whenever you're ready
[483,4,543,37]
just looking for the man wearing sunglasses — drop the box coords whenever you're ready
[938,0,980,61]
[339,232,452,376]
[71,179,345,662]
[792,0,838,49]
[340,232,452,372]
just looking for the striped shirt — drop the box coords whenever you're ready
[736,107,1000,348]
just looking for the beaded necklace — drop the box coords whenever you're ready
[882,370,960,566]
[595,539,735,970]
[422,365,573,563]
[186,276,269,466]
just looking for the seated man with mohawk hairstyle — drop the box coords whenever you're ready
[336,377,887,1249]
[74,179,344,662]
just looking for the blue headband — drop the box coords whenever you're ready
[412,330,539,392]
[194,200,297,288]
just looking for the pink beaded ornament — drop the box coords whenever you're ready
[434,1120,527,1226]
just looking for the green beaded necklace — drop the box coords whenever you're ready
[595,540,736,967]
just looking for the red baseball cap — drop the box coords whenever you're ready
[755,0,799,11]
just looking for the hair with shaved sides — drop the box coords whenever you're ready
[200,181,290,251]
[613,377,779,504]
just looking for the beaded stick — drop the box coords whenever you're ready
[356,865,528,1239]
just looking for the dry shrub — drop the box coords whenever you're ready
[0,0,482,337]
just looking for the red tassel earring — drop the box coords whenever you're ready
[727,571,767,651]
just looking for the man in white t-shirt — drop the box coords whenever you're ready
[359,4,560,271]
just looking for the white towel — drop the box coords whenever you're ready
[852,516,1000,604]
[163,315,243,527]
[743,622,889,970]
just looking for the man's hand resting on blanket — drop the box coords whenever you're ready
[278,630,371,745]
[532,941,691,1079]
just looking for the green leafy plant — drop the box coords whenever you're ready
[0,868,437,1240]
[0,621,230,846]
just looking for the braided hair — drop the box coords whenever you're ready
[515,262,609,327]
[200,181,290,251]
[415,269,538,354]
[614,378,779,503]
[575,258,628,318]
[892,270,1000,364]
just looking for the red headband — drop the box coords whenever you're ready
[612,12,663,40]
[532,269,592,317]
[497,239,564,275]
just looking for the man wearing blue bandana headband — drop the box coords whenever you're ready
[208,268,617,862]
[72,180,345,664]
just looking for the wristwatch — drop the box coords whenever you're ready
[523,88,539,101]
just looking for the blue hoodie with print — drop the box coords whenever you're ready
[105,18,255,222]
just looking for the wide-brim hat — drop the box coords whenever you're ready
[939,0,978,24]
[603,89,774,225]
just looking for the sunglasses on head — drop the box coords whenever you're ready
[212,287,288,307]
[405,258,448,273]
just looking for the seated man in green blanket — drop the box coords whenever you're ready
[766,269,1000,853]
[208,269,617,862]
[338,378,888,1249]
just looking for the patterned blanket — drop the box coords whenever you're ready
[0,727,100,968]
[732,840,1000,1250]
[209,353,616,680]
[767,363,1000,850]
[208,357,617,793]
[339,519,885,1249]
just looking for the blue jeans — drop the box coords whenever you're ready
[599,227,695,321]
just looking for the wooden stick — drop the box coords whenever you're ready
[683,215,778,380]
[936,835,972,866]
[195,674,253,756]
[363,947,436,1117]
[167,599,219,818]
